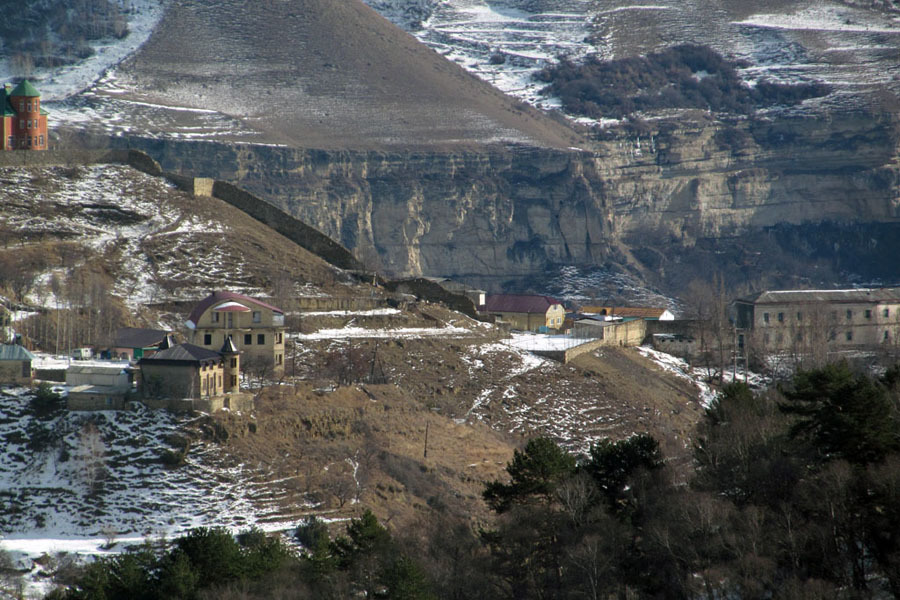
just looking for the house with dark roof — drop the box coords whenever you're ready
[1,80,49,151]
[185,291,285,373]
[479,294,565,332]
[112,327,176,360]
[0,344,34,385]
[138,339,240,399]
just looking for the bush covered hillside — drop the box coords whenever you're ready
[43,362,900,599]
[537,45,831,119]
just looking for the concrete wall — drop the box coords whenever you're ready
[597,319,646,348]
[295,296,386,312]
[67,391,130,411]
[0,148,129,168]
[141,392,253,414]
[533,338,608,363]
[0,360,32,385]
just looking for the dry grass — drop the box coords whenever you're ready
[207,383,514,528]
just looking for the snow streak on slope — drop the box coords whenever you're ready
[0,165,279,310]
[365,0,595,109]
[0,388,311,557]
[365,0,900,114]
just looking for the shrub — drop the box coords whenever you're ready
[537,44,830,119]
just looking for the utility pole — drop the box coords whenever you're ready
[423,421,429,459]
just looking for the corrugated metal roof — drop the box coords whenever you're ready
[0,344,34,360]
[482,294,562,314]
[114,327,171,349]
[740,287,900,304]
[141,343,221,364]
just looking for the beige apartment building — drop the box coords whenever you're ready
[185,291,286,372]
[733,288,900,352]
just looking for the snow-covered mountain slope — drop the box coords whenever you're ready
[0,163,337,317]
[0,389,298,548]
[363,0,900,114]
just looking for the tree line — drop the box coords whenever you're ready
[44,361,900,599]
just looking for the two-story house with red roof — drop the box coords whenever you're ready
[185,291,286,373]
[1,80,49,151]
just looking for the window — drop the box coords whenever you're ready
[884,308,890,318]
[763,333,770,344]
[18,101,23,111]
[19,119,24,129]
[38,134,43,146]
[22,362,30,378]
[6,136,11,148]
[252,311,261,323]
[26,102,30,112]
[212,312,219,323]
[796,332,802,342]
[33,99,37,111]
[865,309,872,319]
[846,331,853,341]
[106,397,112,406]
[776,333,783,343]
[846,310,852,320]
[763,312,770,324]
[244,333,252,345]
[276,333,283,344]
[828,330,837,341]
[257,334,265,345]
[231,375,237,387]
[203,334,212,345]
[230,358,237,368]
[26,120,31,129]
[777,312,784,323]
[796,312,802,321]
[884,331,890,342]
[276,353,283,365]
[219,375,222,386]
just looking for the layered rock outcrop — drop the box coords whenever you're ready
[126,110,900,290]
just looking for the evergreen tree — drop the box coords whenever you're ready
[780,362,900,464]
[483,437,576,512]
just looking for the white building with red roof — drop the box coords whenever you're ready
[185,291,286,373]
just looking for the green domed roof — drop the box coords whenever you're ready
[10,80,40,97]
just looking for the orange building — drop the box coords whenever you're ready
[1,80,49,151]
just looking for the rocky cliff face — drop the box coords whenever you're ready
[126,110,900,291]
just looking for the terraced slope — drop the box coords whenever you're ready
[369,0,900,115]
[99,0,584,149]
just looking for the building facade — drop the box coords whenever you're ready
[480,294,565,332]
[139,342,238,400]
[0,344,34,385]
[733,288,900,352]
[1,80,48,151]
[185,291,285,372]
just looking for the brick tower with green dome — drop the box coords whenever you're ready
[1,79,49,150]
